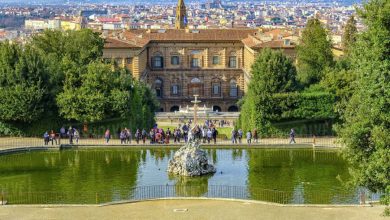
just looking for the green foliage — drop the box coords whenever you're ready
[270,92,335,121]
[0,42,46,123]
[0,29,158,136]
[320,60,357,120]
[342,15,357,56]
[339,0,390,207]
[249,48,298,94]
[297,18,334,87]
[0,122,22,136]
[239,49,298,134]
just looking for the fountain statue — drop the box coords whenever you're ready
[167,95,216,177]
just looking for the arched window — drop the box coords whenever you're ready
[152,52,163,68]
[213,106,222,112]
[191,78,201,84]
[230,79,238,97]
[155,79,163,97]
[170,106,180,112]
[228,105,239,112]
[190,77,202,96]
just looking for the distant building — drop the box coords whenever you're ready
[102,0,297,112]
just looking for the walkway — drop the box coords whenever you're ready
[0,136,341,152]
[0,199,386,220]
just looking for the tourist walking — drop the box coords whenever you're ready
[125,128,132,144]
[166,128,171,144]
[253,129,258,143]
[68,126,74,144]
[231,128,237,144]
[207,128,212,143]
[142,129,147,144]
[120,130,127,144]
[149,129,155,144]
[135,129,141,144]
[238,129,243,144]
[104,129,111,144]
[60,126,66,139]
[182,123,189,143]
[74,129,80,144]
[246,131,252,145]
[289,128,296,144]
[202,127,207,143]
[49,130,57,145]
[212,128,218,144]
[43,131,50,145]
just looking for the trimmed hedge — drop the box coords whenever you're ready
[268,92,335,121]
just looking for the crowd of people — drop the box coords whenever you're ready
[43,122,297,145]
[43,126,80,145]
[103,121,220,145]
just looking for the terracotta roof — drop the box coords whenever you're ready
[241,35,262,48]
[104,38,142,49]
[125,29,258,42]
[251,40,295,49]
[96,17,121,23]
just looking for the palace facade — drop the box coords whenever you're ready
[102,0,297,112]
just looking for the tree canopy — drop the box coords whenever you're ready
[0,29,158,135]
[0,42,47,123]
[239,49,299,134]
[342,15,358,56]
[338,0,390,210]
[297,18,334,87]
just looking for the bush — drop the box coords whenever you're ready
[0,122,22,136]
[270,92,335,121]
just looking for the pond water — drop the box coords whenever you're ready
[0,148,364,204]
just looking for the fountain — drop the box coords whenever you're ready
[167,95,216,176]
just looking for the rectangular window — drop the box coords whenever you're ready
[191,58,200,68]
[172,85,179,95]
[126,58,132,64]
[153,56,163,68]
[212,56,219,65]
[230,87,238,97]
[171,56,180,65]
[192,87,200,95]
[212,84,220,96]
[229,56,237,68]
[115,58,122,65]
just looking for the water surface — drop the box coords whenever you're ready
[0,148,360,204]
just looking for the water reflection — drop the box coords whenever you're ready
[247,149,355,204]
[169,174,211,197]
[0,148,361,204]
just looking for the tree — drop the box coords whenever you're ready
[57,62,129,123]
[56,61,158,128]
[297,18,334,87]
[0,42,47,123]
[339,0,390,212]
[239,49,298,134]
[31,29,105,102]
[342,15,358,56]
[320,59,356,121]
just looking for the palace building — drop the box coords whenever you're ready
[102,0,297,112]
